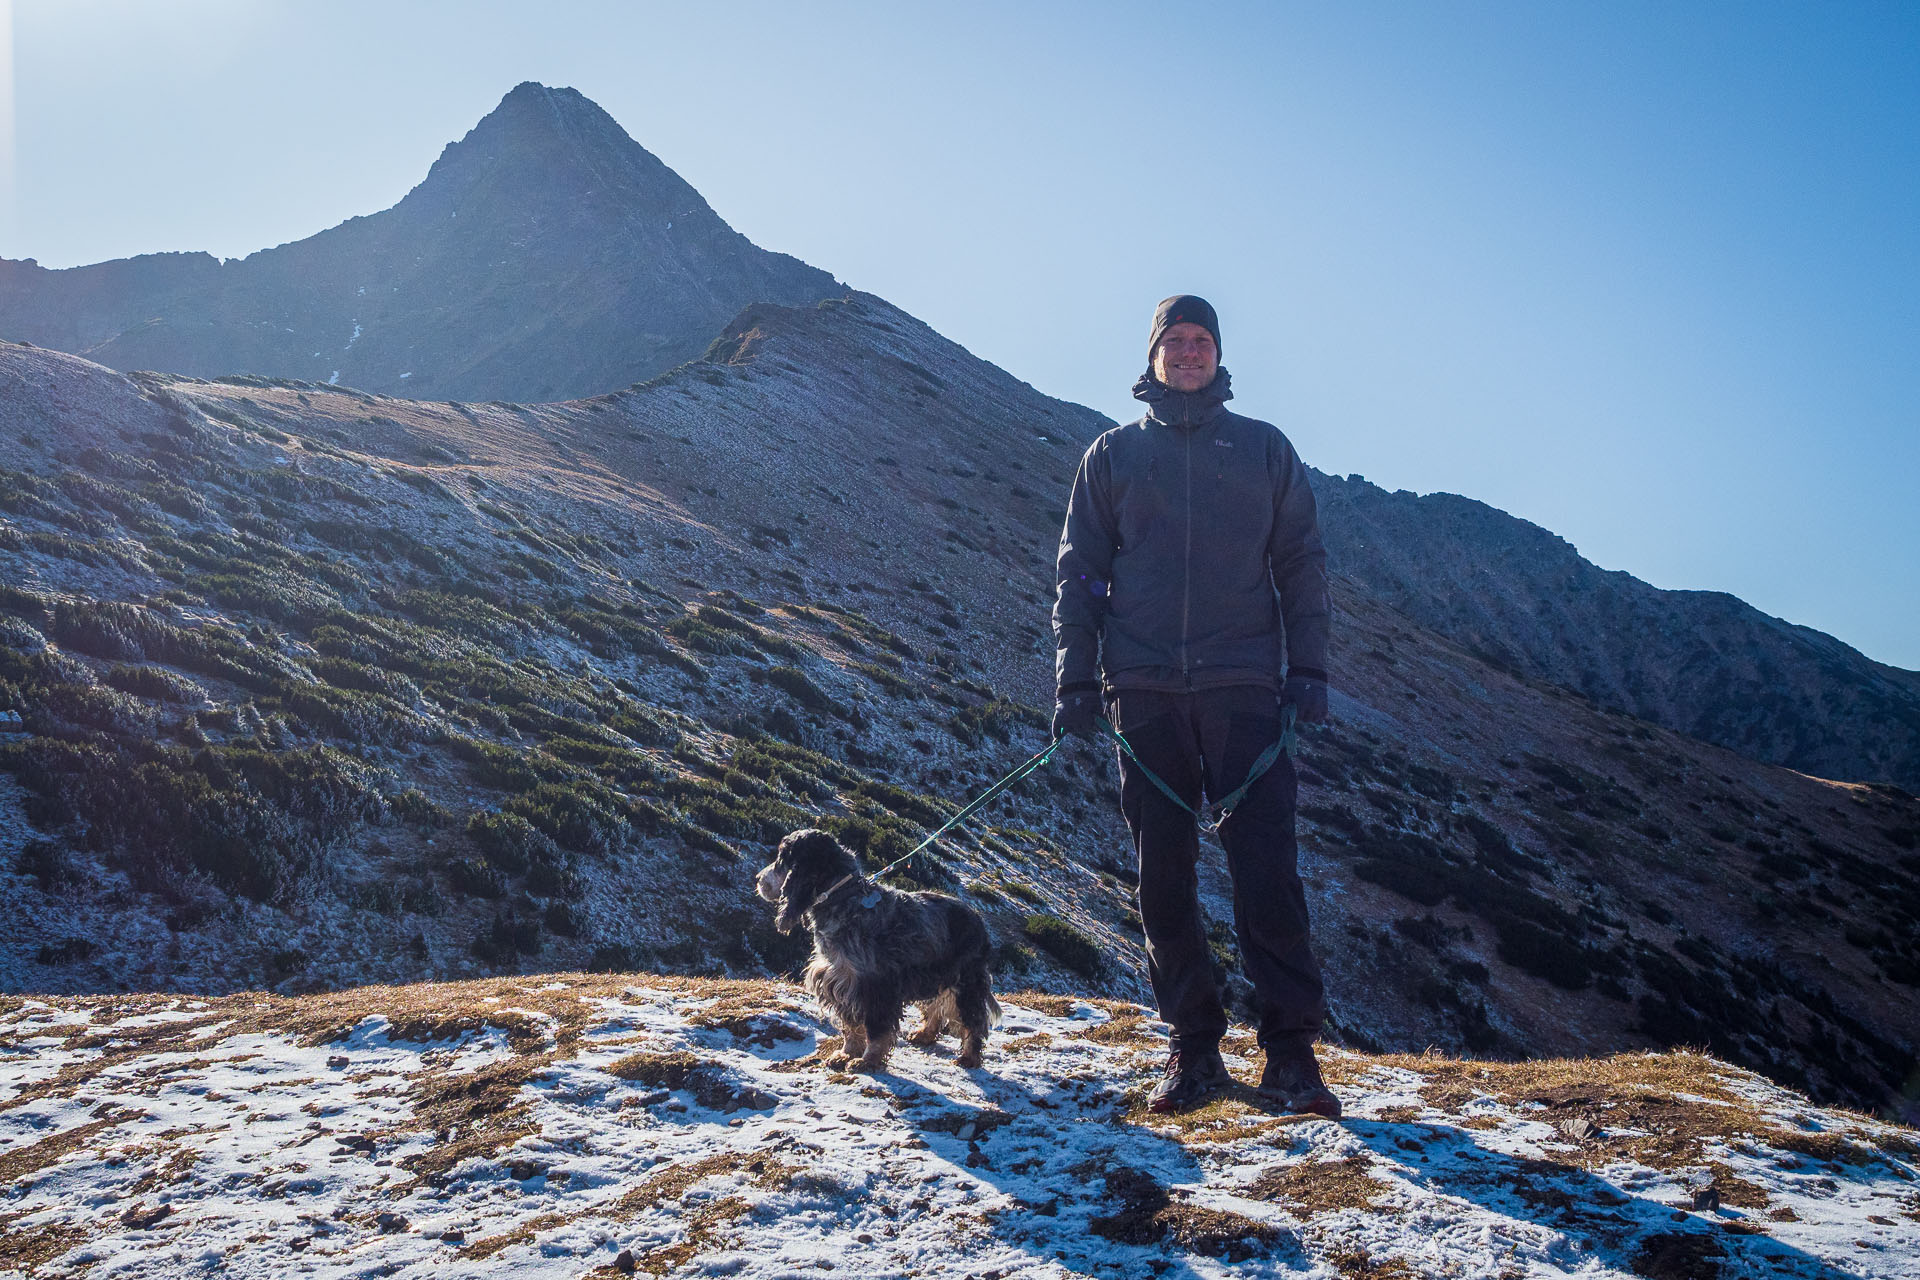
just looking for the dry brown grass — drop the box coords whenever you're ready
[602,1049,773,1111]
[610,1150,794,1216]
[1007,992,1080,1017]
[999,1032,1055,1053]
[0,1110,142,1185]
[392,1051,551,1185]
[125,1143,201,1196]
[1705,1161,1772,1210]
[682,992,808,1048]
[1367,1049,1908,1173]
[454,1149,799,1264]
[1632,1230,1727,1279]
[1247,1154,1394,1216]
[0,1013,229,1112]
[0,1214,90,1276]
[631,1195,752,1274]
[606,1050,701,1088]
[1079,1014,1156,1046]
[1087,1166,1283,1262]
[1325,1247,1420,1279]
[460,1210,571,1261]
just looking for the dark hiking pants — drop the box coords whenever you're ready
[1111,686,1326,1054]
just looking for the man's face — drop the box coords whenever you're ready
[1152,322,1219,393]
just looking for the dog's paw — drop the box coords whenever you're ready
[852,1055,890,1074]
[957,1050,984,1069]
[907,1028,942,1047]
[824,1052,853,1070]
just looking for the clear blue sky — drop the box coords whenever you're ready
[5,1,1917,670]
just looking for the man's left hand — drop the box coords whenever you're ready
[1281,672,1329,724]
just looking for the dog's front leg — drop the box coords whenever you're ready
[849,979,902,1072]
[838,1021,868,1064]
[854,1029,896,1073]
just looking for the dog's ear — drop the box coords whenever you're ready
[771,830,850,934]
[772,829,820,935]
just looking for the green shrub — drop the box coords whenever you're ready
[1492,914,1592,990]
[466,810,561,874]
[854,662,916,697]
[36,937,96,965]
[310,656,420,702]
[449,737,572,793]
[950,697,1041,746]
[17,839,76,893]
[25,681,157,739]
[1,736,383,902]
[763,665,840,716]
[504,781,629,856]
[849,778,948,828]
[50,600,182,662]
[471,911,541,964]
[102,664,204,704]
[609,707,678,749]
[0,586,50,622]
[1023,913,1105,981]
[272,680,424,745]
[445,856,506,899]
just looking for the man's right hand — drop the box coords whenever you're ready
[1281,671,1329,724]
[1052,691,1101,741]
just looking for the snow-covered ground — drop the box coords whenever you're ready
[1,975,1915,1278]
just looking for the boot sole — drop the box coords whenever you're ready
[1146,1075,1231,1114]
[1255,1085,1343,1119]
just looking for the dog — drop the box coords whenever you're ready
[756,828,1000,1072]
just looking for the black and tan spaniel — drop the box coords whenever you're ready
[756,828,999,1072]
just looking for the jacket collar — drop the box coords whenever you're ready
[1133,366,1233,428]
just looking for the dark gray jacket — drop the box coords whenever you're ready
[1053,369,1329,697]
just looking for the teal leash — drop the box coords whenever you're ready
[862,702,1297,883]
[1098,704,1296,833]
[865,735,1067,882]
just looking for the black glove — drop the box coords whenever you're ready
[1051,690,1101,741]
[1280,669,1329,725]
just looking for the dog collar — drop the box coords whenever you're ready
[812,872,868,911]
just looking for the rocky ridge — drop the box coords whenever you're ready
[1314,476,1920,792]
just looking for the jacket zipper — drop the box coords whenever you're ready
[1180,407,1194,689]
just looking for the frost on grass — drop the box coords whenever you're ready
[0,975,1916,1278]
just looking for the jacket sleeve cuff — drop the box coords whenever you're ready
[1285,666,1329,684]
[1056,679,1102,699]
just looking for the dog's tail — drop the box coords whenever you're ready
[985,992,1003,1028]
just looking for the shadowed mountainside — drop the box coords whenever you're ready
[1,319,1916,1120]
[0,83,840,402]
[1314,476,1920,793]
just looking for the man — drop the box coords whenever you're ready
[1051,294,1337,1117]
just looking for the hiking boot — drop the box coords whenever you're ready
[1258,1045,1342,1119]
[1146,1043,1232,1114]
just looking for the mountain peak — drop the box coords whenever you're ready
[414,82,696,217]
[0,82,836,399]
[477,81,624,140]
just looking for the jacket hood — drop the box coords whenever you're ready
[1133,366,1233,427]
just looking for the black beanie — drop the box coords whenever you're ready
[1148,294,1221,360]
